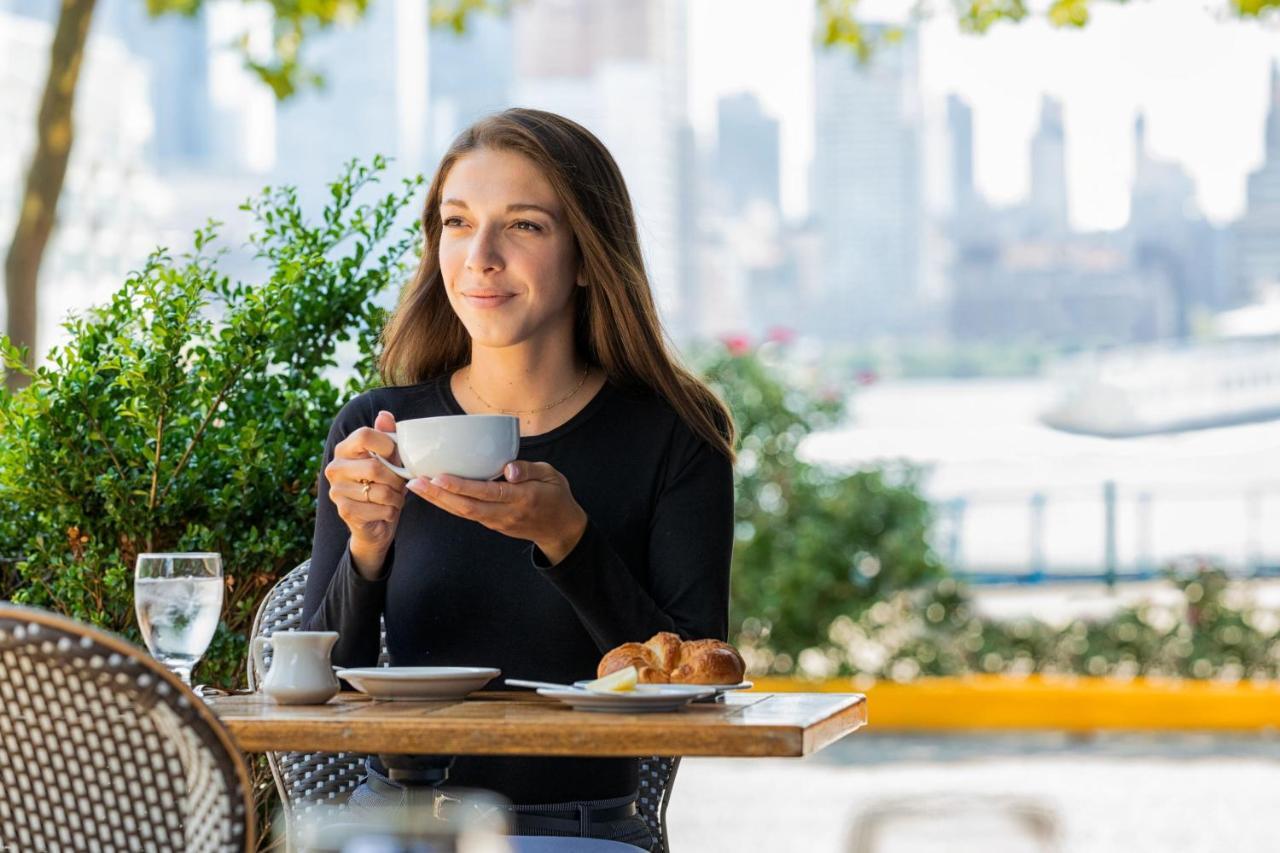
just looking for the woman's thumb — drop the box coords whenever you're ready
[374,409,396,432]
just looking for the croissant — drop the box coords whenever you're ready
[597,632,746,685]
[595,642,670,684]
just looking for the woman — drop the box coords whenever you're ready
[301,108,735,848]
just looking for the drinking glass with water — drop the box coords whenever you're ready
[134,552,224,686]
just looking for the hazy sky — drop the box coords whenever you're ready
[688,0,1280,229]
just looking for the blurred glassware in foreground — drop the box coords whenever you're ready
[847,793,1061,853]
[295,788,513,853]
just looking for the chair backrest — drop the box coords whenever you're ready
[249,560,679,853]
[248,560,374,838]
[0,601,255,852]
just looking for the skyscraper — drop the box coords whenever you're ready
[1028,95,1068,235]
[947,94,977,220]
[1237,62,1280,302]
[427,11,515,164]
[1130,113,1197,227]
[511,0,692,333]
[1127,111,1229,328]
[715,92,780,213]
[273,0,428,196]
[811,27,922,339]
[98,0,213,170]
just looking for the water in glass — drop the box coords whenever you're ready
[134,553,223,684]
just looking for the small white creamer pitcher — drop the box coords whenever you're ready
[253,630,340,705]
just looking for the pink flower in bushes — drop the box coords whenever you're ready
[765,326,795,345]
[720,333,752,356]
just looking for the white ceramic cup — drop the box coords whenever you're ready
[370,414,520,481]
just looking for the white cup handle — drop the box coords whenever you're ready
[369,431,412,480]
[252,636,270,683]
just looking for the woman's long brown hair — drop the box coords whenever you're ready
[380,108,735,461]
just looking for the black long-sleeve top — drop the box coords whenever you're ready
[301,374,734,804]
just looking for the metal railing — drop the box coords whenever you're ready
[933,480,1280,586]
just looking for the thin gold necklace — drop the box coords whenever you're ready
[465,364,589,416]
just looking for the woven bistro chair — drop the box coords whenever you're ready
[247,560,379,843]
[0,601,255,852]
[249,560,682,852]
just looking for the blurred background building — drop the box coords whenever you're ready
[6,0,1277,352]
[811,26,924,341]
[510,0,694,335]
[275,0,426,193]
[1237,63,1280,305]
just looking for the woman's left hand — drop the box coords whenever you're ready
[407,460,588,565]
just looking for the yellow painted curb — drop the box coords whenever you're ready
[749,675,1280,732]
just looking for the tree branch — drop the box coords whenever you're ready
[3,0,98,390]
[156,366,243,506]
[78,402,129,483]
[148,411,165,511]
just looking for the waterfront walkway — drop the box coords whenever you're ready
[670,734,1280,852]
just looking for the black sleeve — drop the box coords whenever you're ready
[535,425,734,651]
[301,394,388,667]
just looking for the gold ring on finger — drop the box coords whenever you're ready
[360,479,372,501]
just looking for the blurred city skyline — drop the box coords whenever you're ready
[8,0,1276,223]
[3,0,1280,354]
[691,0,1280,228]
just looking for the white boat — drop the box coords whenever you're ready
[1041,331,1280,438]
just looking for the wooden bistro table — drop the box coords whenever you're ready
[206,689,867,760]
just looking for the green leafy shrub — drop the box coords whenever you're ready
[0,157,423,687]
[698,343,947,665]
[807,562,1280,682]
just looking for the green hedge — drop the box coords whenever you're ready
[745,563,1280,683]
[0,158,423,687]
[698,346,946,654]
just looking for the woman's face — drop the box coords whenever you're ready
[437,147,580,353]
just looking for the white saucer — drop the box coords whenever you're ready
[336,666,500,701]
[538,684,715,713]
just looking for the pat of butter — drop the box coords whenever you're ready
[585,665,638,693]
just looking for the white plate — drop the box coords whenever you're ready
[572,680,753,700]
[538,684,715,713]
[336,666,500,701]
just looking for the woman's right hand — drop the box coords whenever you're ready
[326,410,407,579]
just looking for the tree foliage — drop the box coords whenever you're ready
[698,345,947,658]
[0,158,422,686]
[816,0,1280,62]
